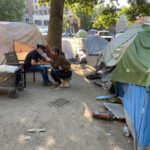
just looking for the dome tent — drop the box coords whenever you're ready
[0,22,46,65]
[75,29,88,38]
[84,35,108,55]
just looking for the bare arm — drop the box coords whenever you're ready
[31,59,41,66]
[39,59,50,64]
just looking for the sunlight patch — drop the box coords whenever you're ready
[83,102,92,122]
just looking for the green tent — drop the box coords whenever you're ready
[75,29,88,38]
[111,26,150,86]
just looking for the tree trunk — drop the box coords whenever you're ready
[47,0,64,52]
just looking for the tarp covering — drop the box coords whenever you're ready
[102,24,142,66]
[112,27,150,86]
[84,35,108,55]
[0,22,46,65]
[117,83,150,150]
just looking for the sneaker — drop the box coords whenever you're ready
[53,86,61,91]
[43,81,53,86]
[51,82,58,88]
[52,83,62,90]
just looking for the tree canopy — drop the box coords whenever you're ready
[126,4,150,21]
[69,3,94,30]
[0,0,25,21]
[93,5,117,29]
[39,0,98,7]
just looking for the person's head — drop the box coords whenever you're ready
[36,44,46,54]
[51,48,60,56]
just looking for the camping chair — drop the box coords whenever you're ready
[4,51,36,88]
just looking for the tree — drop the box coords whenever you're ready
[69,3,93,30]
[93,5,117,30]
[91,4,103,23]
[117,6,128,17]
[117,0,150,22]
[47,0,65,50]
[63,12,79,33]
[39,0,99,51]
[39,0,118,51]
[63,14,70,30]
[0,0,25,21]
[125,4,150,21]
[128,0,149,4]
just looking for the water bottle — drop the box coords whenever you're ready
[96,95,112,100]
[123,125,130,137]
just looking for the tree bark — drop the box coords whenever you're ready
[47,0,65,52]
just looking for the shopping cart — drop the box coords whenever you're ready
[0,65,23,98]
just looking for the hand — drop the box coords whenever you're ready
[41,53,51,62]
[45,56,51,62]
[58,66,63,70]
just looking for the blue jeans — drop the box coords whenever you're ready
[29,66,50,83]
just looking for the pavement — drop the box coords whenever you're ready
[0,64,133,150]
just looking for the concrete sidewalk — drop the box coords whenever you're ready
[0,64,133,150]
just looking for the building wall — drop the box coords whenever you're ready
[25,0,50,27]
[26,0,33,17]
[33,14,49,26]
[24,0,33,22]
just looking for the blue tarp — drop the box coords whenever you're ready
[116,83,150,150]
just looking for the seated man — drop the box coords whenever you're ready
[50,48,72,89]
[24,44,53,86]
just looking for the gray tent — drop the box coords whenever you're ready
[84,35,108,55]
[0,22,46,65]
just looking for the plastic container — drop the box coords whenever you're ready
[123,125,130,136]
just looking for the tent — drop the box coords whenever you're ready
[102,23,142,67]
[112,25,150,86]
[116,83,150,150]
[0,22,46,65]
[83,35,108,66]
[84,35,108,55]
[103,24,150,150]
[62,40,75,59]
[115,14,128,34]
[75,29,88,38]
[88,29,98,36]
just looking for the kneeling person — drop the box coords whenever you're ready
[50,48,72,88]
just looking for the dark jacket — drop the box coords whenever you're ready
[51,55,71,72]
